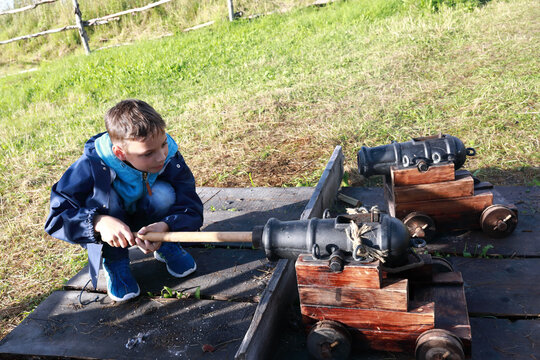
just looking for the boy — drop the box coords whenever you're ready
[45,99,203,302]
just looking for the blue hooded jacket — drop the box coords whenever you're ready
[45,132,203,287]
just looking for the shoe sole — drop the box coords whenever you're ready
[154,252,197,278]
[103,269,141,302]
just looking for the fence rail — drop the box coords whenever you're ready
[0,0,57,16]
[0,0,235,53]
[85,0,171,26]
[0,24,78,45]
[0,0,331,54]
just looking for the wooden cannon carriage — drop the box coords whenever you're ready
[296,251,471,360]
[383,163,518,241]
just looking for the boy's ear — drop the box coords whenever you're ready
[112,144,127,161]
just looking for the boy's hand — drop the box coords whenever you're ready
[94,215,135,248]
[135,221,169,254]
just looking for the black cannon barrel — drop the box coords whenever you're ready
[357,134,475,178]
[252,214,410,267]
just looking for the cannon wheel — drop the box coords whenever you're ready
[307,320,351,360]
[403,212,436,241]
[431,256,454,273]
[480,205,518,238]
[415,329,465,360]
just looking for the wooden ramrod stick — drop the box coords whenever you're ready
[135,231,253,244]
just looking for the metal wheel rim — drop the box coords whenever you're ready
[480,205,518,238]
[307,320,352,360]
[403,212,436,241]
[416,329,464,360]
[431,256,454,273]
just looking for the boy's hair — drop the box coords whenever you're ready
[105,99,166,143]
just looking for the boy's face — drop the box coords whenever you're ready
[112,131,168,173]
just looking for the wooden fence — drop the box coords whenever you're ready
[0,0,237,54]
[0,0,332,55]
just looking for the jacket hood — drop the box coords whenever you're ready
[86,132,179,213]
[83,132,106,161]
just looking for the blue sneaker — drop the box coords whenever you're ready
[154,243,197,278]
[102,257,140,302]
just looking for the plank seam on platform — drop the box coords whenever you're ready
[428,253,540,260]
[201,188,221,204]
[469,313,540,320]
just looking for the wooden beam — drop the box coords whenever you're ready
[234,259,295,360]
[392,173,474,203]
[391,189,493,219]
[296,254,383,289]
[391,163,455,186]
[0,25,78,45]
[227,0,235,21]
[0,0,171,46]
[72,0,90,54]
[300,302,434,333]
[0,0,57,16]
[183,20,215,32]
[85,0,172,26]
[300,145,344,219]
[348,328,418,353]
[298,279,408,311]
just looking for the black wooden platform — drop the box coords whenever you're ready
[0,146,538,359]
[2,292,257,359]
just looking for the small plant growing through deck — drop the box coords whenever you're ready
[463,244,494,258]
[463,244,472,258]
[433,251,451,258]
[161,286,175,298]
[341,171,350,187]
[480,244,494,258]
[159,286,192,299]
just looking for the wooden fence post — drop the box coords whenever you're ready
[227,0,234,21]
[72,0,90,54]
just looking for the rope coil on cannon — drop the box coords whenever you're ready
[346,221,388,263]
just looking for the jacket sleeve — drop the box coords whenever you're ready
[44,157,100,244]
[160,152,204,232]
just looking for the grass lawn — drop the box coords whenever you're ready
[0,0,538,340]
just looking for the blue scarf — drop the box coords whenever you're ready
[94,133,178,213]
